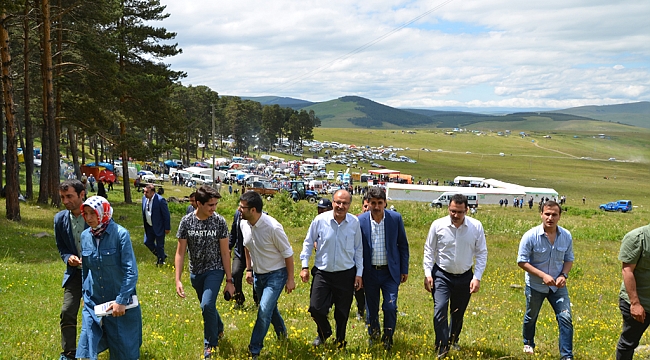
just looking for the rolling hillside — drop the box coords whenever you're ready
[301,96,436,128]
[551,101,650,129]
[238,96,314,109]
[236,94,648,131]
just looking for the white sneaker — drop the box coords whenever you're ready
[523,345,534,354]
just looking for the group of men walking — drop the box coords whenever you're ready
[54,180,650,359]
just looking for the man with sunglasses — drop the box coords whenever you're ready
[423,193,488,358]
[300,189,363,349]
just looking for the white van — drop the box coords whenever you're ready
[430,192,478,208]
[191,173,213,185]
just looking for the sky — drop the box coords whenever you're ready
[156,0,650,109]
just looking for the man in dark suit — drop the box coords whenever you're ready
[55,180,88,360]
[142,184,171,265]
[358,186,409,350]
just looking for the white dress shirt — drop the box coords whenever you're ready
[241,213,294,274]
[145,197,153,226]
[423,215,488,280]
[300,211,363,277]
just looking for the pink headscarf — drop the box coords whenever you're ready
[81,196,113,237]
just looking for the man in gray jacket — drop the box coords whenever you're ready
[54,180,87,360]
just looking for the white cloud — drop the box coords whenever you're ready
[157,0,650,108]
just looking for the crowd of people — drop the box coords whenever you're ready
[53,180,648,360]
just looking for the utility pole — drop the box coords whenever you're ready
[211,104,216,188]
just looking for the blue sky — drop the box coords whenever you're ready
[157,0,650,109]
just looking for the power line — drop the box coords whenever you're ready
[262,0,456,94]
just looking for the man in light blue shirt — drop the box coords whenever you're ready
[517,200,574,360]
[300,189,363,349]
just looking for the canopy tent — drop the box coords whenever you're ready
[85,162,114,172]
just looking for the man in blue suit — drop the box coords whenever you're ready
[358,186,409,350]
[142,184,171,265]
[55,180,88,360]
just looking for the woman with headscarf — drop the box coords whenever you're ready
[76,196,142,360]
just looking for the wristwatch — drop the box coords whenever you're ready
[226,278,234,284]
[560,273,568,279]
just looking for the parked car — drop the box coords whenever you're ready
[599,200,632,212]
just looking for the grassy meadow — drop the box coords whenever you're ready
[1,128,650,359]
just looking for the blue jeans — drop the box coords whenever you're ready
[190,269,225,347]
[249,268,288,355]
[364,267,399,342]
[523,285,573,357]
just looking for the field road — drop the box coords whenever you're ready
[435,137,630,162]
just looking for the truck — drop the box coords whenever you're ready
[599,200,632,212]
[248,181,279,197]
[288,181,320,203]
[430,192,479,208]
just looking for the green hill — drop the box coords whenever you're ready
[302,96,602,130]
[302,96,436,128]
[237,94,649,131]
[238,96,314,109]
[552,101,650,128]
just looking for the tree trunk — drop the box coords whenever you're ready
[120,120,132,203]
[68,126,80,178]
[36,0,50,204]
[23,0,34,199]
[93,135,99,166]
[81,130,85,164]
[36,0,58,205]
[1,11,22,220]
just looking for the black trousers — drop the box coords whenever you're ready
[231,255,258,306]
[309,267,356,343]
[432,265,473,350]
[617,297,650,360]
[60,269,82,357]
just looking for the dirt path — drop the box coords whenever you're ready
[531,138,579,159]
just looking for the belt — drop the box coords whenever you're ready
[434,264,472,277]
[371,265,388,270]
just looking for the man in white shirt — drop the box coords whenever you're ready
[300,189,363,349]
[239,191,295,359]
[423,194,488,358]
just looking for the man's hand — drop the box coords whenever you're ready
[555,275,567,288]
[354,276,363,290]
[110,303,126,317]
[424,276,434,292]
[631,302,646,323]
[542,273,556,286]
[165,230,170,234]
[469,279,481,294]
[400,274,408,283]
[285,278,296,294]
[300,268,310,283]
[246,271,254,285]
[225,282,235,297]
[176,280,186,298]
[67,255,82,267]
